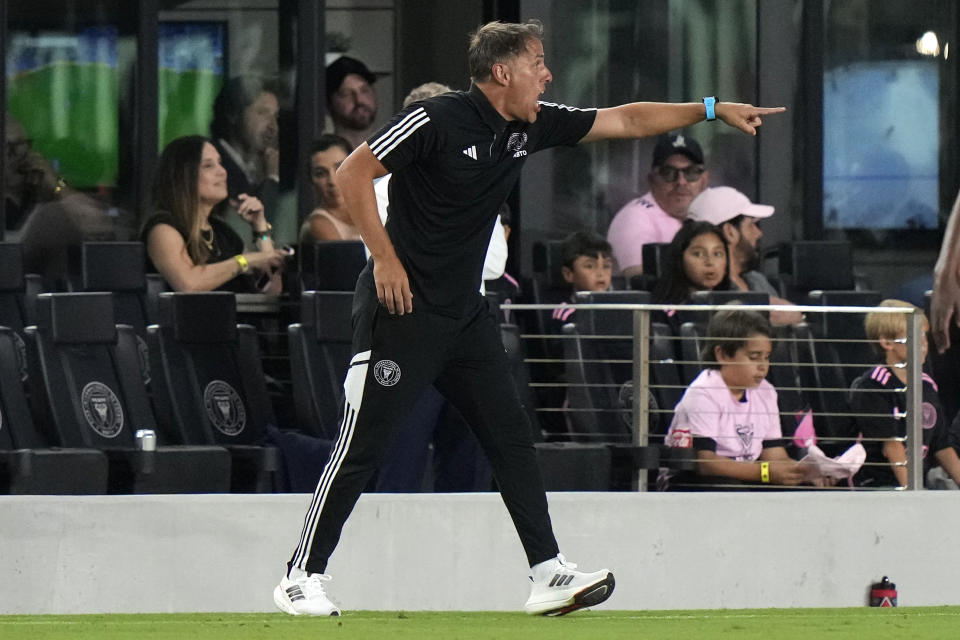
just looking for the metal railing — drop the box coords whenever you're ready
[504,302,927,492]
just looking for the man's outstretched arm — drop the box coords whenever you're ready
[932,189,960,352]
[579,100,785,144]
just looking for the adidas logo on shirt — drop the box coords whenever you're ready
[462,145,477,160]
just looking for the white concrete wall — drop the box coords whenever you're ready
[1,491,956,614]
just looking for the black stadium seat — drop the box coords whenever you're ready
[806,290,883,385]
[0,326,108,494]
[24,292,231,493]
[68,241,155,335]
[298,241,367,292]
[561,291,650,442]
[0,242,42,333]
[778,241,854,300]
[288,290,355,440]
[148,292,281,492]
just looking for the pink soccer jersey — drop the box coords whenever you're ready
[665,369,782,461]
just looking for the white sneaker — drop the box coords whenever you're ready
[523,554,615,616]
[273,572,341,616]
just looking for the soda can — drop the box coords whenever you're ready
[135,429,157,452]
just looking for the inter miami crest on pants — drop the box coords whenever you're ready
[373,359,401,386]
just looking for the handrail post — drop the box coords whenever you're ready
[906,310,924,490]
[633,308,650,492]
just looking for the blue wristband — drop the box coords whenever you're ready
[703,96,717,121]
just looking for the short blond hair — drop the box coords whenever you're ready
[864,299,928,343]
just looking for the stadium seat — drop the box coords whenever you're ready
[806,290,883,385]
[535,442,612,491]
[793,321,858,455]
[67,241,155,336]
[687,289,770,328]
[560,291,650,443]
[288,290,354,440]
[0,325,109,494]
[678,321,704,385]
[298,240,367,292]
[778,241,854,301]
[147,291,281,492]
[0,242,43,333]
[649,322,683,437]
[24,292,231,494]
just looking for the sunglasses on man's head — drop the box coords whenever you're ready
[656,164,705,183]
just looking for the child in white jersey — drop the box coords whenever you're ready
[662,308,808,489]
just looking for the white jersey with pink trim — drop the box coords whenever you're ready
[665,369,782,461]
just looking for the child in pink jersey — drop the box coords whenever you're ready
[661,308,811,489]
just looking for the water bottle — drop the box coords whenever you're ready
[869,576,897,607]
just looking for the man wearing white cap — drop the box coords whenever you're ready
[687,186,802,325]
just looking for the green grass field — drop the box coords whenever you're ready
[1,608,958,640]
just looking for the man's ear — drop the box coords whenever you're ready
[877,337,897,352]
[561,266,575,284]
[491,61,511,85]
[721,222,739,245]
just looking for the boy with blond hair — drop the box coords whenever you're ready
[849,300,960,488]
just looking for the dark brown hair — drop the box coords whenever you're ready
[468,20,544,82]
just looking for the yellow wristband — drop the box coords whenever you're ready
[760,461,771,484]
[234,254,250,274]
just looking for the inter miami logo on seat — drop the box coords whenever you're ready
[81,381,124,438]
[203,380,247,436]
[374,359,401,387]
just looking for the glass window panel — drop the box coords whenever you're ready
[518,0,757,270]
[5,1,137,284]
[159,1,297,246]
[823,0,951,232]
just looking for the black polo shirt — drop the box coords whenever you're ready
[849,366,949,487]
[367,84,596,316]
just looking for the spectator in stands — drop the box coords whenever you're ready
[687,186,802,325]
[141,135,288,294]
[660,308,809,489]
[849,300,960,489]
[4,113,61,232]
[6,113,137,288]
[326,55,378,150]
[551,231,613,328]
[210,76,283,232]
[651,220,730,306]
[299,134,360,243]
[606,133,709,278]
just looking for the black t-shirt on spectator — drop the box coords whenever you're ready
[140,211,257,293]
[849,366,949,488]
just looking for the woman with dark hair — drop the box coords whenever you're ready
[299,134,360,242]
[141,135,288,294]
[652,219,731,305]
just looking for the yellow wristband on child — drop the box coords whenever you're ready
[760,461,771,484]
[234,254,250,274]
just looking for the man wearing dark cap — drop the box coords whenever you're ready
[606,133,709,278]
[326,55,378,148]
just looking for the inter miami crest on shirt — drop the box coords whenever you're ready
[81,381,124,438]
[203,380,247,436]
